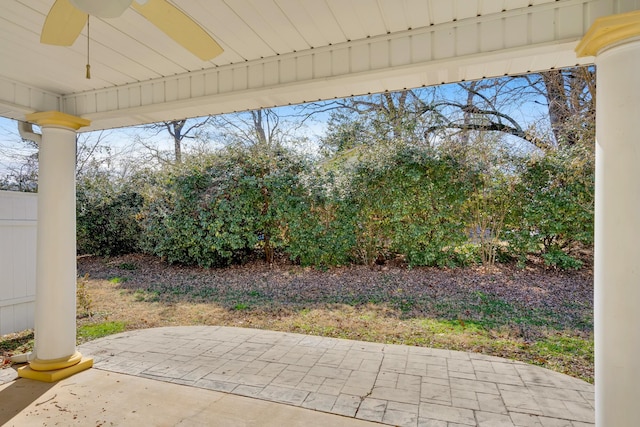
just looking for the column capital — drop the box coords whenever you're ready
[576,10,640,57]
[26,111,91,130]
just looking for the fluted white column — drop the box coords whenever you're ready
[576,11,640,427]
[18,111,93,382]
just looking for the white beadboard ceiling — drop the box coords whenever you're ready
[0,0,637,131]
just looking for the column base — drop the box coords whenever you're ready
[18,356,93,383]
[29,350,83,371]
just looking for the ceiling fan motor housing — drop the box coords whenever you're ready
[69,0,133,18]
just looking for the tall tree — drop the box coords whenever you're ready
[210,108,306,150]
[141,117,211,164]
[316,89,436,154]
[421,67,596,150]
[532,68,595,147]
[421,78,549,150]
[316,68,595,155]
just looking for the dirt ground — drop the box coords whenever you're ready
[76,254,593,326]
[2,254,594,382]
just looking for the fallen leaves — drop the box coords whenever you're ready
[3,254,594,382]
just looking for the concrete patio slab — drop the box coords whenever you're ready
[1,326,594,426]
[0,368,379,426]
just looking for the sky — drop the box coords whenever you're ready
[0,77,553,180]
[0,105,329,177]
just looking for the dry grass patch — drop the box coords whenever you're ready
[2,254,593,383]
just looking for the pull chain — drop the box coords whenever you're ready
[86,14,91,79]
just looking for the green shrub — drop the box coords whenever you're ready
[74,129,593,272]
[285,172,357,267]
[76,171,143,256]
[448,242,482,267]
[505,145,594,268]
[140,146,311,267]
[347,147,477,267]
[542,246,584,270]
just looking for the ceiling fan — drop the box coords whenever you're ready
[41,0,224,61]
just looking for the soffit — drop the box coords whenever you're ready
[1,0,634,131]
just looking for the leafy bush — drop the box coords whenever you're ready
[285,171,357,267]
[75,130,593,271]
[505,145,594,268]
[76,171,143,256]
[448,242,482,267]
[139,146,311,267]
[542,246,583,270]
[347,147,477,267]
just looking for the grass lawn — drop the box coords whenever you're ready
[1,254,594,383]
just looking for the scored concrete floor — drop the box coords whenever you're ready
[1,326,594,426]
[0,368,380,427]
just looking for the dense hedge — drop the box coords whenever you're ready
[76,171,143,256]
[137,146,310,267]
[347,148,478,267]
[75,143,593,269]
[505,145,594,268]
[284,171,358,267]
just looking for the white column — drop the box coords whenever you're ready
[18,111,93,382]
[576,11,640,427]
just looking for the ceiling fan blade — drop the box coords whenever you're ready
[131,0,223,61]
[41,0,88,46]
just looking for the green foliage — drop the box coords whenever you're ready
[505,145,594,267]
[542,247,583,270]
[76,170,144,256]
[73,102,593,271]
[284,171,357,267]
[131,139,591,270]
[435,132,514,268]
[321,111,369,153]
[76,273,92,318]
[140,145,311,267]
[118,262,137,271]
[449,242,482,267]
[348,147,477,267]
[74,139,593,271]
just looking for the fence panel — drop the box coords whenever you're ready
[0,190,37,335]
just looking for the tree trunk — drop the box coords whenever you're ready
[171,119,186,163]
[541,70,575,146]
[252,110,268,146]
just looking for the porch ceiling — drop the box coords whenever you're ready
[0,1,633,132]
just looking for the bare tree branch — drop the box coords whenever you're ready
[140,117,212,163]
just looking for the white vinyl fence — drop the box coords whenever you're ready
[0,190,37,335]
